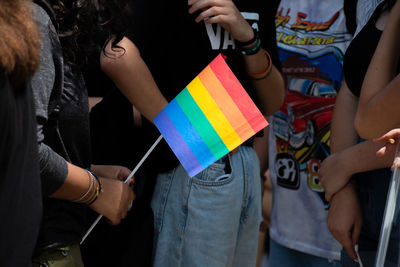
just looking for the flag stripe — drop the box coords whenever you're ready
[187,76,242,151]
[199,66,255,142]
[165,99,216,169]
[176,89,229,160]
[153,109,203,177]
[209,54,268,133]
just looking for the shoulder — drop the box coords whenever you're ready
[100,37,141,76]
[30,3,52,30]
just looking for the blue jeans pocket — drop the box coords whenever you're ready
[191,156,233,186]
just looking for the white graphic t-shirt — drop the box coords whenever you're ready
[269,0,352,260]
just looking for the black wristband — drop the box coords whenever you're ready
[237,27,258,47]
[240,38,261,55]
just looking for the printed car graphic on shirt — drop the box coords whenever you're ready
[273,90,336,150]
[272,45,344,208]
[273,90,336,209]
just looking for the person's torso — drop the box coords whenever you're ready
[33,2,92,249]
[128,0,279,173]
[269,0,352,260]
[0,72,42,267]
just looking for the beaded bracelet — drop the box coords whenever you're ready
[246,49,272,80]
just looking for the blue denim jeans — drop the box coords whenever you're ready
[151,145,262,267]
[269,239,341,267]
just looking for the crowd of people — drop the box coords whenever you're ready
[0,0,400,266]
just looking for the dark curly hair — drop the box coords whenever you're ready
[34,0,130,71]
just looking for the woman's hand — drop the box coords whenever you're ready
[319,152,352,201]
[91,164,133,183]
[188,0,254,43]
[373,128,400,169]
[89,177,135,225]
[327,183,362,262]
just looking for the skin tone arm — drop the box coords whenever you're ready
[102,1,284,122]
[101,38,168,122]
[188,0,285,116]
[320,84,395,200]
[320,83,362,262]
[321,83,397,260]
[374,128,400,169]
[355,1,400,139]
[50,162,135,225]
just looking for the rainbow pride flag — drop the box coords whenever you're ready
[153,54,268,177]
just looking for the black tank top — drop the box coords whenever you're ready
[343,8,382,97]
[344,4,400,97]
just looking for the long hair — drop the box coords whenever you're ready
[0,0,40,87]
[35,0,130,71]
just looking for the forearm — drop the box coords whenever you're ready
[243,49,285,116]
[338,139,394,175]
[330,83,359,153]
[356,2,400,138]
[50,162,91,201]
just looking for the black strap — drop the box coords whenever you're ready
[344,0,358,35]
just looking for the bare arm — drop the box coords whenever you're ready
[320,83,362,261]
[355,1,400,139]
[330,82,359,153]
[322,82,396,261]
[242,48,285,115]
[100,37,168,122]
[50,163,135,225]
[320,84,394,199]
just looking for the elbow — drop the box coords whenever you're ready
[354,112,375,140]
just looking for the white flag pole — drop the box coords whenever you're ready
[375,142,400,267]
[80,135,163,244]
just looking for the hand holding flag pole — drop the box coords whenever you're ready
[80,135,163,244]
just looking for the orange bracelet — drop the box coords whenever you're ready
[246,49,272,80]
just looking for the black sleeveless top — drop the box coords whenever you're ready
[344,4,400,97]
[343,7,382,97]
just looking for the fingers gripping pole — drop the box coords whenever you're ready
[80,135,163,244]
